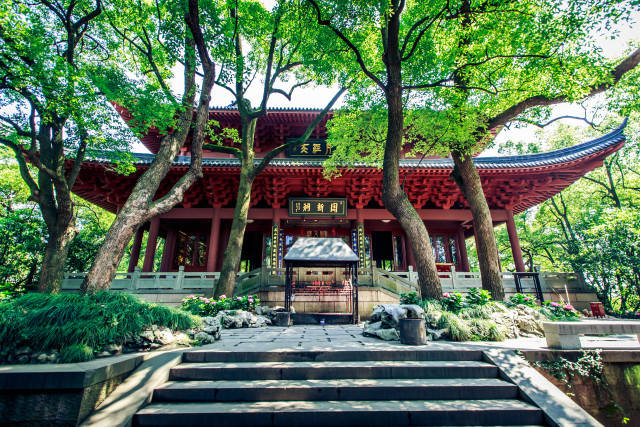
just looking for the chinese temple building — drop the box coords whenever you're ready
[66,109,626,317]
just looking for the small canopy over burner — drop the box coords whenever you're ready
[283,237,359,323]
[284,237,359,265]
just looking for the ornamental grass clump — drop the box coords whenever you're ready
[182,294,260,316]
[0,292,200,362]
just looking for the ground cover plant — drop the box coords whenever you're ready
[0,292,200,363]
[419,290,581,342]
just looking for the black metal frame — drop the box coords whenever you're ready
[513,272,544,302]
[284,260,359,324]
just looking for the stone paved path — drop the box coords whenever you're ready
[213,324,640,352]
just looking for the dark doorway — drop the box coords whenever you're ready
[240,231,263,272]
[371,231,394,271]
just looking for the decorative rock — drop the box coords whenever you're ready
[149,343,162,349]
[154,328,176,345]
[427,328,447,340]
[514,305,545,336]
[174,332,191,346]
[215,310,270,329]
[16,355,30,364]
[363,321,400,341]
[14,346,31,356]
[194,331,216,344]
[105,343,123,354]
[97,351,111,358]
[402,304,425,319]
[370,304,407,329]
[36,353,49,363]
[139,330,155,343]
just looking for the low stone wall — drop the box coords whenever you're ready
[128,287,597,316]
[257,286,399,320]
[0,354,144,426]
[523,350,640,426]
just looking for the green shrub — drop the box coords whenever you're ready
[59,344,94,363]
[509,293,538,308]
[181,294,260,316]
[400,292,420,305]
[541,301,580,320]
[465,288,492,306]
[0,292,200,356]
[441,292,464,313]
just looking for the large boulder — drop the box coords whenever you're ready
[364,304,425,341]
[215,310,271,329]
[363,321,400,341]
[514,305,545,336]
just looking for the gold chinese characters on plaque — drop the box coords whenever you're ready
[288,198,347,217]
[285,139,332,158]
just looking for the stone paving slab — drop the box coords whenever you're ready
[206,325,640,352]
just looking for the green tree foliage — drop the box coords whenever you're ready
[0,0,134,292]
[0,149,115,299]
[202,0,348,298]
[496,115,640,312]
[313,0,640,301]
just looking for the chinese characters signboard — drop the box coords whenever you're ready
[289,198,347,217]
[285,139,332,158]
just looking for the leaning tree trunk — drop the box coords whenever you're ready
[215,118,257,298]
[381,58,441,299]
[80,40,215,293]
[452,151,504,300]
[81,193,153,292]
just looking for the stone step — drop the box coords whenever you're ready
[152,378,519,402]
[169,360,499,381]
[182,349,485,363]
[134,399,544,426]
[292,313,353,325]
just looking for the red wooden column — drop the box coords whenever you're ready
[127,227,145,272]
[456,228,470,272]
[206,210,221,271]
[160,227,178,272]
[505,209,526,272]
[142,217,160,272]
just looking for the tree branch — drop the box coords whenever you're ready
[401,5,447,61]
[0,137,40,202]
[252,86,346,176]
[306,0,386,91]
[488,47,640,130]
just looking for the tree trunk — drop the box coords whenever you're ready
[38,222,76,293]
[80,39,214,293]
[214,118,257,298]
[452,151,504,300]
[81,192,150,292]
[380,13,441,299]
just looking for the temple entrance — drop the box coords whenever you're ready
[371,231,394,271]
[240,231,263,272]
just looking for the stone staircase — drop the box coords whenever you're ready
[133,349,548,426]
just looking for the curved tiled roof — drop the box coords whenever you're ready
[109,119,626,170]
